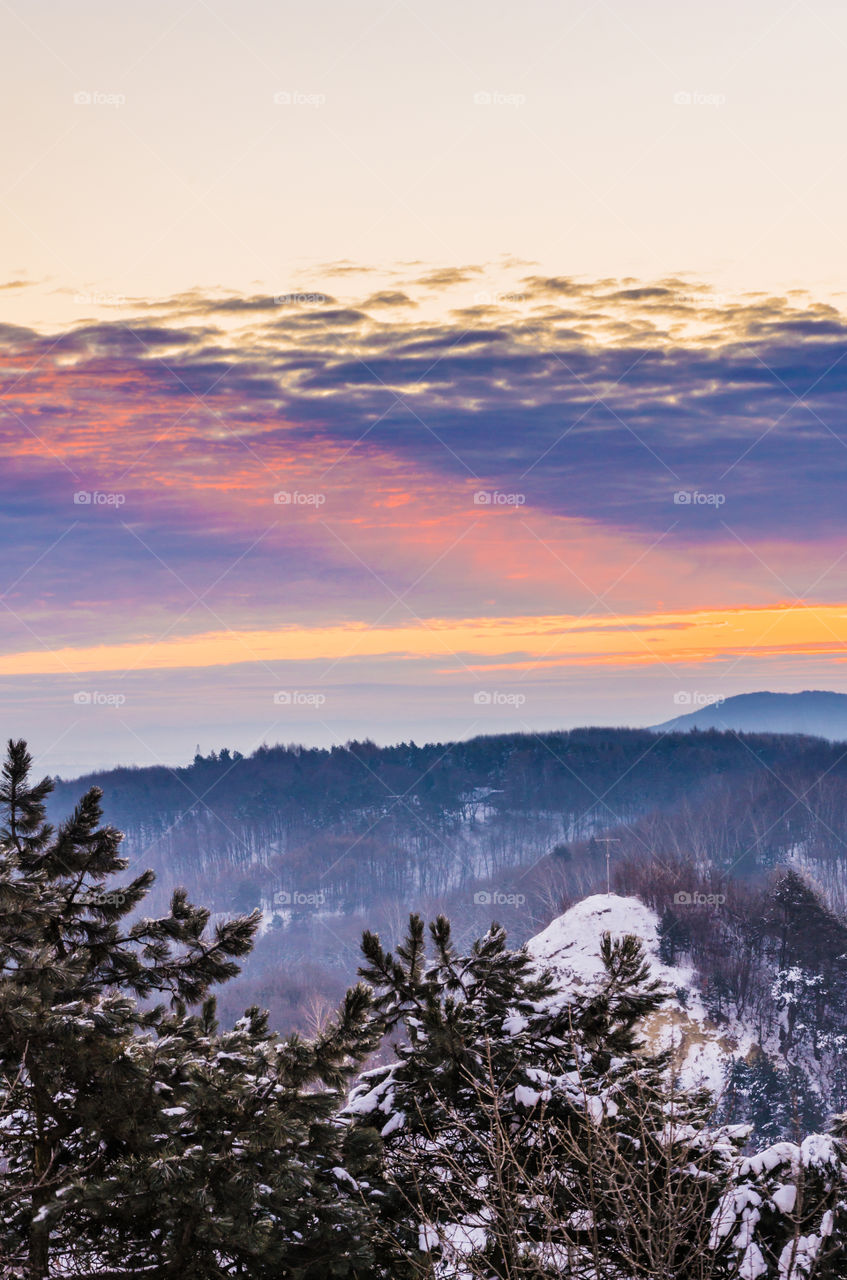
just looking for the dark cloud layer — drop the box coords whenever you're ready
[3,273,847,654]
[5,277,847,543]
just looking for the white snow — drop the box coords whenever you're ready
[528,894,663,979]
[527,894,755,1092]
[514,1084,542,1107]
[771,1183,797,1214]
[419,1224,440,1252]
[738,1241,767,1279]
[801,1133,838,1168]
[380,1111,406,1137]
[344,1081,387,1116]
[741,1143,799,1178]
[586,1095,605,1125]
[502,1011,528,1036]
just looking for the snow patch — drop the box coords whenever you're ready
[527,894,756,1093]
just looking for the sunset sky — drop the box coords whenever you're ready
[3,0,847,774]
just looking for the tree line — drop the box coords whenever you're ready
[48,729,847,919]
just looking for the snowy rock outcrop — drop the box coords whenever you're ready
[527,893,756,1092]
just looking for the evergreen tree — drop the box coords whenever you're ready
[0,739,380,1278]
[711,1123,847,1278]
[756,871,847,977]
[704,970,732,1023]
[45,990,381,1279]
[658,904,690,965]
[346,913,745,1279]
[749,1054,790,1143]
[720,1053,827,1148]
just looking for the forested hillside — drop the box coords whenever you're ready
[48,727,847,919]
[44,730,847,1014]
[43,729,847,1092]
[4,739,847,1279]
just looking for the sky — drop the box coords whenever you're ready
[3,0,847,775]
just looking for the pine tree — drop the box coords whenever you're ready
[0,740,381,1278]
[346,913,744,1279]
[0,739,256,1275]
[44,989,381,1279]
[720,1056,754,1133]
[757,871,847,977]
[657,905,690,965]
[704,970,732,1023]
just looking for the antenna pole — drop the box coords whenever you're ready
[595,838,621,894]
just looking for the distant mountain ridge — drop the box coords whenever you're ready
[652,689,847,740]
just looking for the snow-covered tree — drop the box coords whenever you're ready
[33,990,381,1279]
[711,1128,847,1279]
[0,739,381,1278]
[345,913,747,1279]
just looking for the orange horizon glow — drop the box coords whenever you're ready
[2,602,845,678]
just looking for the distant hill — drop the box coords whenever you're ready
[652,689,847,740]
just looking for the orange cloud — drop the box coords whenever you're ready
[1,603,845,677]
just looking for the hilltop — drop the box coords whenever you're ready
[652,689,847,740]
[527,893,754,1093]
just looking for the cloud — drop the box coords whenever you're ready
[606,287,675,301]
[415,266,484,287]
[317,260,380,276]
[521,275,584,297]
[362,290,417,309]
[201,294,305,314]
[2,605,843,677]
[266,307,368,330]
[5,271,847,673]
[0,321,39,347]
